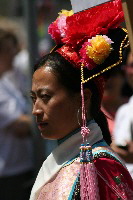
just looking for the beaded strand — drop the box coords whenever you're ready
[81,29,129,83]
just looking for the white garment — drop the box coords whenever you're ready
[13,49,31,97]
[113,95,133,177]
[30,122,103,200]
[13,49,29,74]
[0,74,33,177]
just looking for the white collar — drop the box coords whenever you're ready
[30,122,103,200]
[129,95,133,105]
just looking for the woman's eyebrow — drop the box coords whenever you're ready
[30,88,51,96]
[37,88,50,94]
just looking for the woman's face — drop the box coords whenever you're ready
[31,66,81,139]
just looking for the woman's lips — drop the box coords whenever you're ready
[37,122,48,130]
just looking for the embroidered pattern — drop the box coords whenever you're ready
[71,177,80,200]
[94,151,122,164]
[37,160,80,200]
[37,147,132,200]
[68,149,131,200]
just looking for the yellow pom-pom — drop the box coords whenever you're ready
[58,10,74,17]
[86,35,112,65]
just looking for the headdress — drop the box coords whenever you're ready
[48,0,128,199]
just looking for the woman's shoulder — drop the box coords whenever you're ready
[62,146,133,199]
[93,146,125,164]
[93,147,133,199]
[63,146,125,168]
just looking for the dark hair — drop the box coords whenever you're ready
[122,46,131,65]
[34,52,111,145]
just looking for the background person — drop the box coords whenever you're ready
[112,48,133,178]
[101,68,127,136]
[122,47,133,98]
[0,28,34,200]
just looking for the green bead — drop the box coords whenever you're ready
[113,176,122,185]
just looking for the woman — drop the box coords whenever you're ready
[30,0,133,199]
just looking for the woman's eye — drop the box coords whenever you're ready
[30,95,36,103]
[41,94,51,101]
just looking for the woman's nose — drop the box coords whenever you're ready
[32,101,43,116]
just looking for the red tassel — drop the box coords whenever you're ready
[80,144,100,200]
[80,83,100,199]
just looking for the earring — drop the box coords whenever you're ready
[77,107,89,127]
[77,107,82,126]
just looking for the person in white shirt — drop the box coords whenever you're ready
[0,28,34,200]
[113,96,133,176]
[112,48,133,178]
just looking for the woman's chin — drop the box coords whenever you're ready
[40,132,57,140]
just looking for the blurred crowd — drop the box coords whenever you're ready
[0,19,34,200]
[0,1,71,199]
[0,0,133,199]
[102,46,133,178]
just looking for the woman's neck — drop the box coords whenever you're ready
[57,119,95,145]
